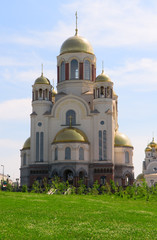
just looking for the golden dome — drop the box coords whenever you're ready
[22,137,30,150]
[53,127,89,143]
[34,73,50,85]
[145,145,152,152]
[114,131,133,147]
[60,35,94,55]
[136,173,144,180]
[148,138,157,148]
[95,70,111,82]
[52,89,57,97]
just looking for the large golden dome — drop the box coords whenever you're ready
[53,127,89,143]
[60,35,94,55]
[114,131,133,147]
[22,137,30,150]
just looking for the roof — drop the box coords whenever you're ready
[22,137,30,150]
[34,73,50,85]
[53,127,89,143]
[60,35,94,55]
[95,70,111,83]
[114,131,133,147]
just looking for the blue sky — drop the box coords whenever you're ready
[1,0,157,181]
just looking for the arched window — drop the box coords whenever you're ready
[84,60,90,80]
[66,110,76,126]
[23,153,26,165]
[71,59,78,79]
[61,61,65,81]
[54,147,58,160]
[125,151,129,163]
[65,147,71,160]
[100,86,105,96]
[45,89,48,99]
[39,89,42,98]
[79,147,84,160]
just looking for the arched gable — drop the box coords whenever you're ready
[51,94,91,119]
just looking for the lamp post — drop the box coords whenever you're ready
[16,178,19,190]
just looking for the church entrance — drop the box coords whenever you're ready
[63,170,74,184]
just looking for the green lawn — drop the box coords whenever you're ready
[0,192,157,240]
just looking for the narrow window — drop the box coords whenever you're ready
[79,147,84,160]
[71,59,78,79]
[23,153,26,165]
[103,130,107,160]
[65,147,71,160]
[100,86,105,97]
[45,89,48,99]
[36,132,44,162]
[39,89,42,98]
[55,147,58,160]
[61,61,65,81]
[66,110,76,126]
[125,151,129,163]
[99,131,102,160]
[84,60,90,80]
[40,132,44,162]
[36,132,39,162]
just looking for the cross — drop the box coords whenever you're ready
[41,63,43,76]
[69,115,72,127]
[102,61,104,73]
[75,11,78,35]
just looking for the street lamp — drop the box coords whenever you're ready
[16,178,19,190]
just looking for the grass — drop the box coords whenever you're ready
[0,192,157,240]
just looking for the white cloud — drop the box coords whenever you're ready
[1,0,157,48]
[107,58,157,90]
[0,98,31,120]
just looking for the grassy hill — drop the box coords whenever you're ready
[0,192,156,240]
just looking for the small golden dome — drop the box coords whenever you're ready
[52,89,57,97]
[34,73,50,85]
[145,145,152,152]
[60,35,94,55]
[95,70,111,82]
[22,137,30,150]
[136,173,144,180]
[148,138,157,148]
[114,131,133,147]
[53,127,89,143]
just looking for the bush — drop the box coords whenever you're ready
[22,184,28,192]
[31,181,42,193]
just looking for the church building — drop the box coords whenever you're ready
[20,22,134,187]
[142,138,157,186]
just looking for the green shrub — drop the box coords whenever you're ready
[91,180,99,195]
[6,183,13,192]
[77,180,86,195]
[22,184,28,192]
[31,181,42,193]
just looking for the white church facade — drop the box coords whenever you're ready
[20,26,134,187]
[143,138,157,186]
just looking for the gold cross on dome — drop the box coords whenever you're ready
[41,63,43,76]
[69,115,72,127]
[75,11,78,36]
